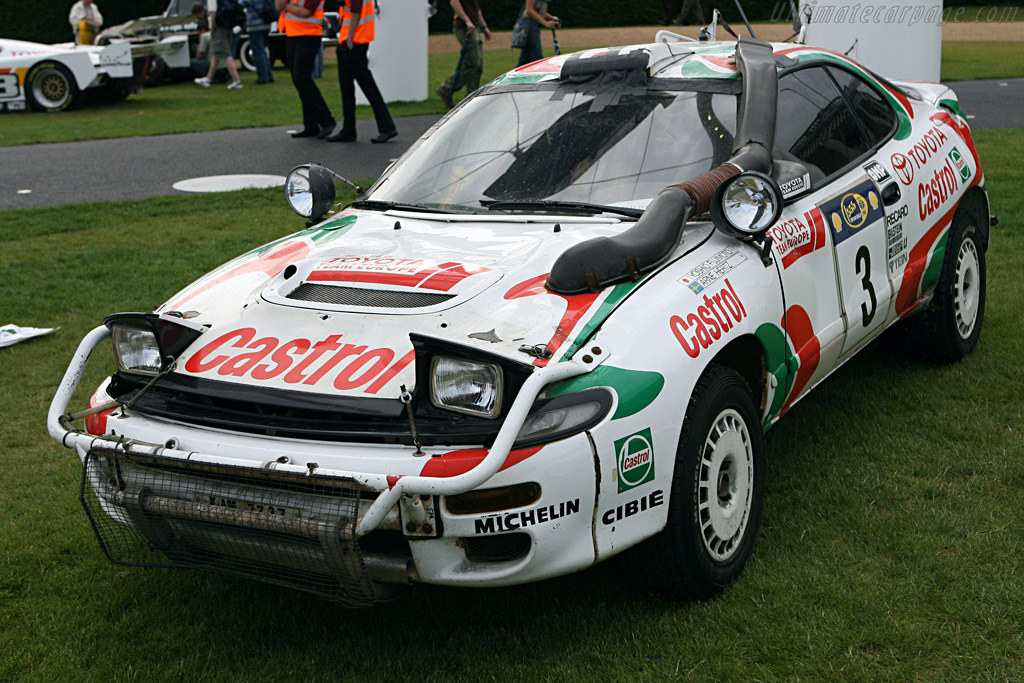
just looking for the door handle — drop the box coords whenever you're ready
[880,181,901,206]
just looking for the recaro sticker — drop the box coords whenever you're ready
[615,428,655,493]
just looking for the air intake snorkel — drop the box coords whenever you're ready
[546,36,778,295]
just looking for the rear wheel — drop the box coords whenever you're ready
[637,365,766,601]
[909,200,987,362]
[237,38,257,72]
[25,61,81,112]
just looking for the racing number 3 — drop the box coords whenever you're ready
[0,74,19,99]
[855,246,877,327]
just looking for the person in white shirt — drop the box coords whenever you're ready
[69,0,103,45]
[194,0,244,89]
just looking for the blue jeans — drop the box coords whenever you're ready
[517,19,543,66]
[248,29,273,83]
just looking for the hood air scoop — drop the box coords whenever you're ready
[262,256,503,314]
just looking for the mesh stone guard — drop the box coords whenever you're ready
[80,448,385,606]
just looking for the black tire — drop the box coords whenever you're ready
[237,38,257,72]
[636,365,766,601]
[910,200,987,362]
[25,61,81,112]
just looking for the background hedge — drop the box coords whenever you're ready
[4,1,1020,46]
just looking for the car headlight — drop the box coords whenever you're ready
[515,388,613,447]
[111,325,162,376]
[104,312,206,377]
[430,356,503,418]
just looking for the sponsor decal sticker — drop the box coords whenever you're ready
[948,146,971,184]
[780,172,810,198]
[670,278,748,359]
[770,208,828,269]
[182,328,414,394]
[886,205,910,275]
[864,161,891,184]
[678,247,747,294]
[818,179,883,245]
[918,159,960,222]
[891,125,950,186]
[601,489,664,525]
[473,499,580,534]
[615,428,655,493]
[309,256,490,292]
[890,152,914,185]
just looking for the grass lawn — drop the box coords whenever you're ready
[0,129,1021,680]
[2,40,1022,147]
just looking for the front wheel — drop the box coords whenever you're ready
[636,365,766,601]
[25,61,81,112]
[909,199,987,362]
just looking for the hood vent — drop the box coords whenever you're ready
[286,283,455,309]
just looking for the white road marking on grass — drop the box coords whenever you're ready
[173,174,286,193]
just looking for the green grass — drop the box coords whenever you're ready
[0,129,1021,680]
[3,39,1022,147]
[942,40,1024,81]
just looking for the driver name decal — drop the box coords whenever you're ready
[183,328,414,394]
[669,278,747,359]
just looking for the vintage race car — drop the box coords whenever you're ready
[49,35,989,606]
[0,38,133,112]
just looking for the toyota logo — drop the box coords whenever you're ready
[891,152,914,185]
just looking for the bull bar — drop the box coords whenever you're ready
[48,326,595,538]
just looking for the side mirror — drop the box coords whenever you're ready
[710,171,783,241]
[285,164,336,224]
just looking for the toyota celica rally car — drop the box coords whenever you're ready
[49,34,989,606]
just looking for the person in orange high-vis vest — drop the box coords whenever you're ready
[327,0,396,143]
[276,0,336,138]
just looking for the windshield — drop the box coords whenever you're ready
[367,87,738,212]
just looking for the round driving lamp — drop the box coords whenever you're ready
[711,171,784,241]
[285,164,336,222]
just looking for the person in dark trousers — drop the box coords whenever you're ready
[435,0,491,109]
[515,0,559,67]
[277,0,335,138]
[243,0,275,84]
[328,0,397,143]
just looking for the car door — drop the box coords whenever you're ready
[770,64,898,409]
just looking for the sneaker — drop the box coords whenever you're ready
[227,81,243,90]
[194,77,211,88]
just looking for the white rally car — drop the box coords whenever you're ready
[49,35,989,606]
[0,38,133,112]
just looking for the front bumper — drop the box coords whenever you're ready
[52,326,604,603]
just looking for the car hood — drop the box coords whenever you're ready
[163,209,636,398]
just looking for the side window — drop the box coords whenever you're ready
[774,67,869,180]
[827,67,897,148]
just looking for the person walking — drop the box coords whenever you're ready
[194,0,244,89]
[327,0,397,143]
[277,0,336,138]
[515,0,559,67]
[435,0,491,110]
[672,0,705,26]
[69,0,103,45]
[243,0,275,84]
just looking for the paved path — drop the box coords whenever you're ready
[0,115,441,211]
[1,77,1020,211]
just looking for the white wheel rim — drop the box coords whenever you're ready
[954,237,981,340]
[32,67,70,108]
[698,408,753,563]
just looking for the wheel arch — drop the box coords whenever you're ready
[706,333,768,415]
[958,185,991,250]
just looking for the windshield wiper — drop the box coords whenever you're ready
[350,200,457,214]
[481,200,643,219]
